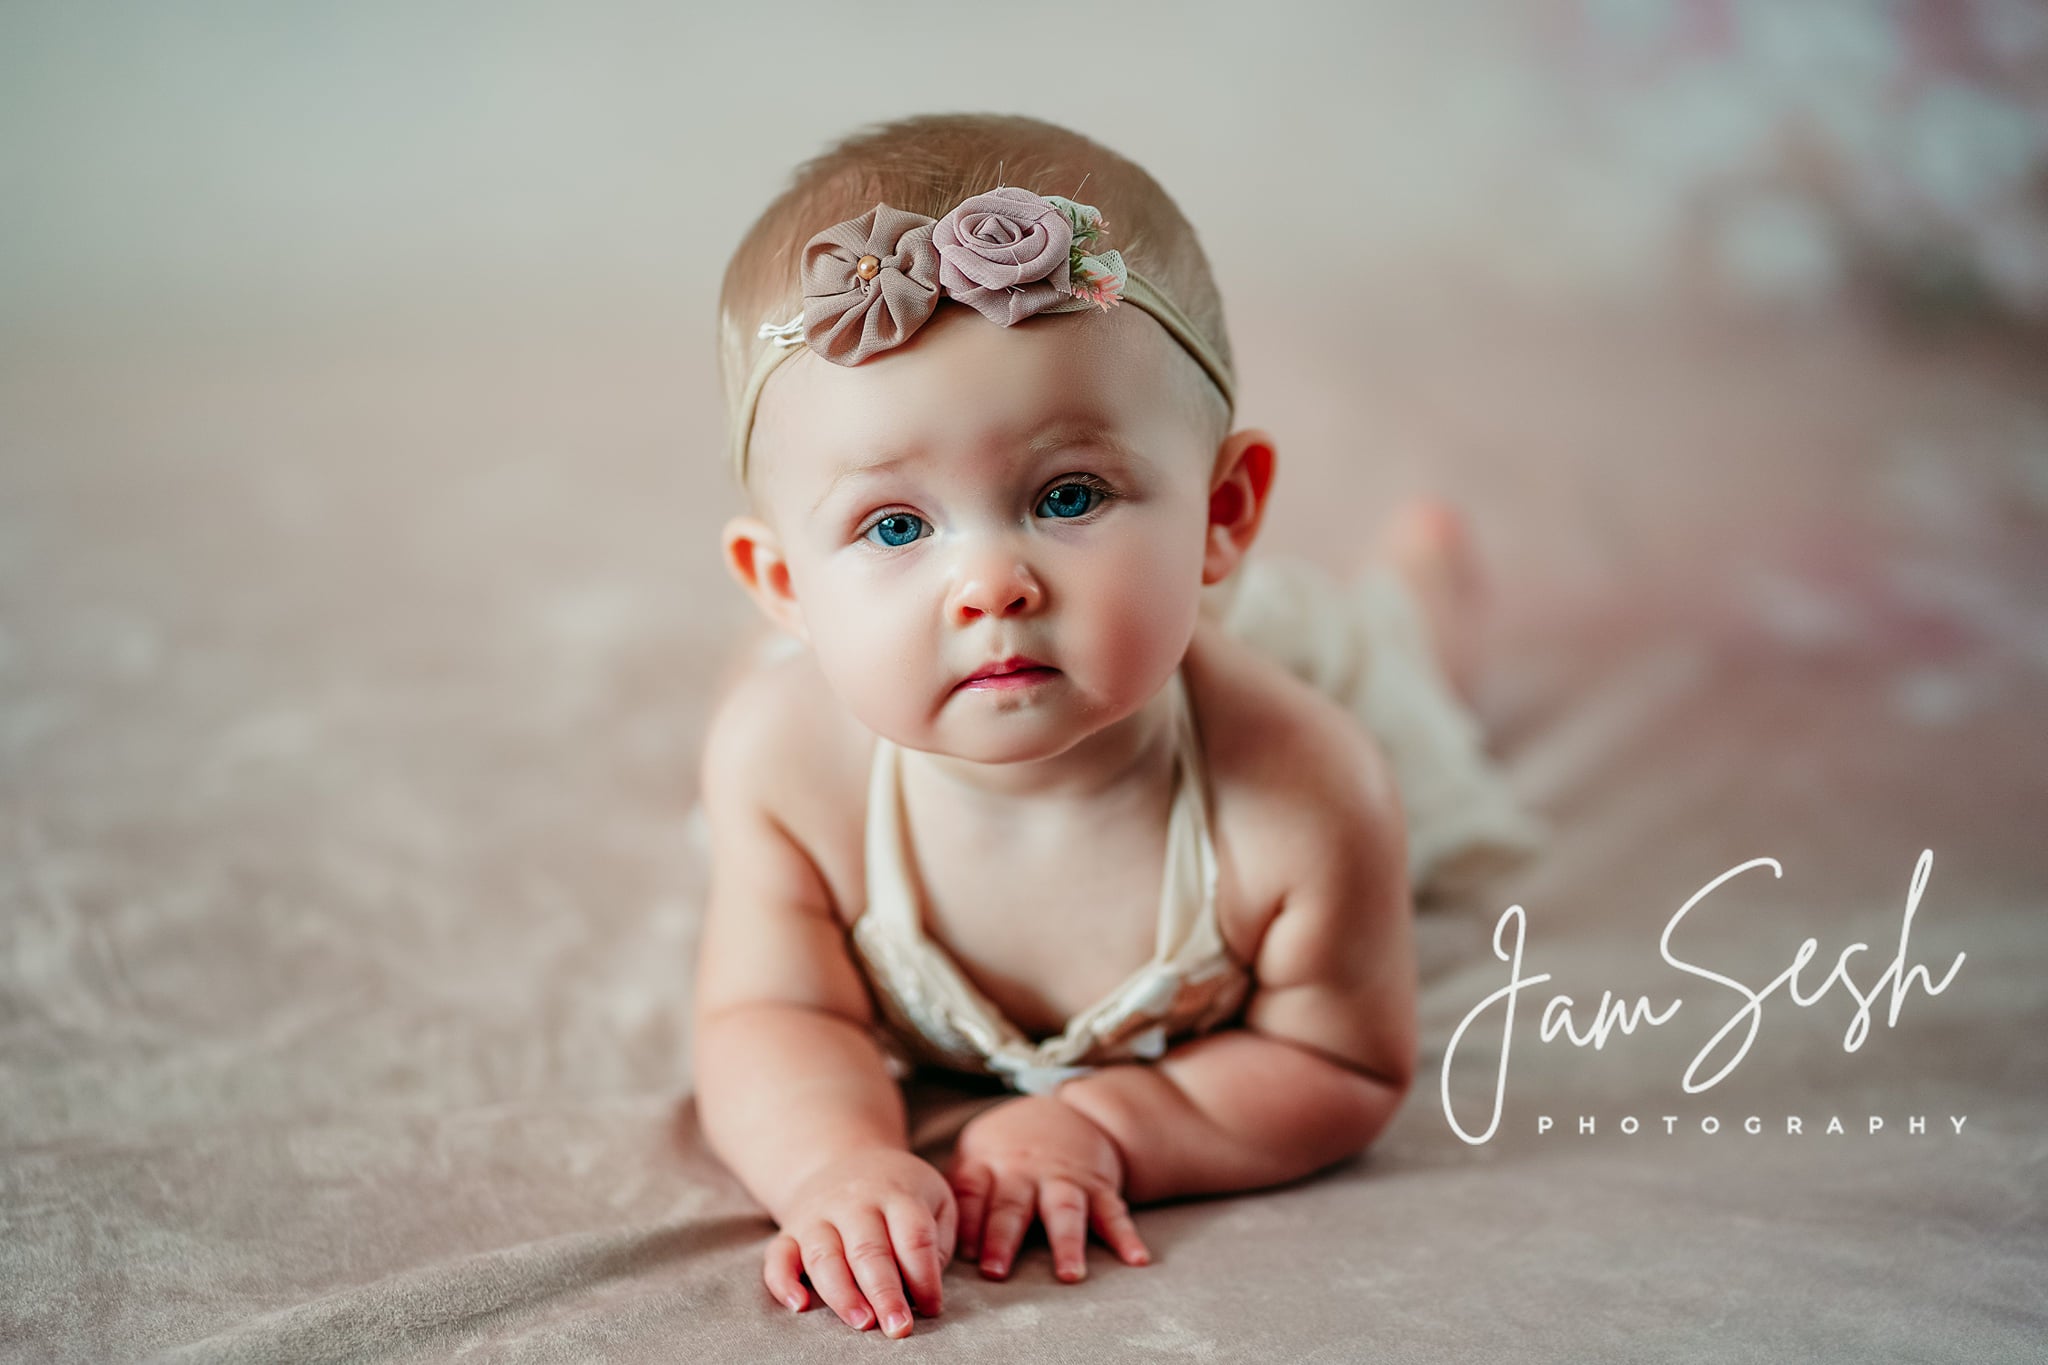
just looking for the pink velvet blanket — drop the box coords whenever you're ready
[4,299,2043,1361]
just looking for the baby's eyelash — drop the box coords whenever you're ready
[1035,472,1120,517]
[1054,473,1117,499]
[852,474,1120,547]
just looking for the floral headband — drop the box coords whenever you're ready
[727,184,1237,483]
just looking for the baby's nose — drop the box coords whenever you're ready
[947,551,1045,622]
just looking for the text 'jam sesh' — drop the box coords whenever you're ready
[1440,849,1966,1145]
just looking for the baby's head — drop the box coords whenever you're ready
[717,113,1274,764]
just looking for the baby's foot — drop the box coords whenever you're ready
[1370,497,1486,706]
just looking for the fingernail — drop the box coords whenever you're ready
[786,1293,803,1311]
[1059,1264,1085,1282]
[885,1310,911,1336]
[850,1307,872,1329]
[983,1258,1007,1278]
[1130,1250,1151,1266]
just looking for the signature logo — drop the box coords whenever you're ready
[1441,849,1965,1145]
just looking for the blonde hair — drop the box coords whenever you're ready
[716,112,1235,492]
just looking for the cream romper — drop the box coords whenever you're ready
[851,664,1251,1095]
[697,554,1547,1095]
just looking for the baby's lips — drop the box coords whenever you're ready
[955,652,1057,685]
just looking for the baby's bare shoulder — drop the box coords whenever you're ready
[1182,624,1417,1087]
[695,642,879,1026]
[700,641,868,830]
[1182,620,1405,904]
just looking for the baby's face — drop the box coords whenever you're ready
[745,301,1221,763]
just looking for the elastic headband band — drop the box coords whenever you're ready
[727,185,1235,485]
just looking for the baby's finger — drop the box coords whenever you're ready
[950,1161,992,1262]
[1037,1177,1092,1283]
[797,1225,874,1331]
[883,1197,946,1320]
[934,1180,960,1270]
[978,1170,1036,1280]
[838,1208,917,1339]
[1089,1187,1152,1267]
[764,1232,809,1312]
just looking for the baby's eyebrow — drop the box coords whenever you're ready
[810,420,1149,515]
[1026,420,1149,469]
[812,453,914,514]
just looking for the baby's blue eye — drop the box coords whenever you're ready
[865,513,926,548]
[861,480,1110,548]
[1038,483,1101,519]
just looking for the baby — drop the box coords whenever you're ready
[691,113,1542,1339]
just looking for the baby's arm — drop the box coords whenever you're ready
[1055,723,1418,1204]
[691,684,953,1337]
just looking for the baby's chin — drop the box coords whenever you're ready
[879,688,1135,765]
[914,730,1089,766]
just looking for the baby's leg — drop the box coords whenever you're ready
[1366,497,1486,707]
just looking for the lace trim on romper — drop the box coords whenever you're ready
[848,666,1252,1096]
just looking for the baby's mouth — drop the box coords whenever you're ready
[954,656,1060,691]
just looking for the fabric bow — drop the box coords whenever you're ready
[783,188,1129,367]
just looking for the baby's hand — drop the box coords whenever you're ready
[948,1094,1152,1283]
[765,1148,957,1338]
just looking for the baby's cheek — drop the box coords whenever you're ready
[1077,532,1205,680]
[806,587,936,733]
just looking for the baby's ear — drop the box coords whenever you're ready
[721,515,808,643]
[1203,428,1278,587]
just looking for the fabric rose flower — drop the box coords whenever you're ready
[800,204,942,366]
[931,186,1077,325]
